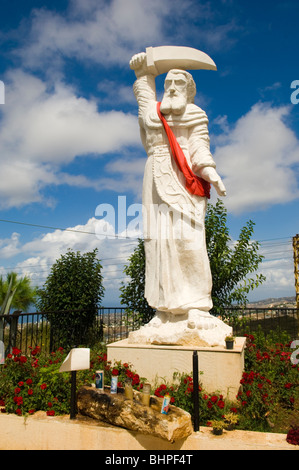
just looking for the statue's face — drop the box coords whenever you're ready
[164,72,188,98]
[161,71,188,115]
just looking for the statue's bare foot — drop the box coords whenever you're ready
[146,311,168,328]
[187,309,218,330]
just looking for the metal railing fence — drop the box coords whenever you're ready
[0,307,298,356]
[228,307,299,340]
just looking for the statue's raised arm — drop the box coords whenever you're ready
[130,52,151,78]
[130,52,157,125]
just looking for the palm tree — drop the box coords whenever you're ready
[0,272,37,352]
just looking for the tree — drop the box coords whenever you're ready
[0,272,37,315]
[0,272,37,353]
[37,249,104,348]
[120,200,265,322]
[205,199,266,317]
[120,239,155,324]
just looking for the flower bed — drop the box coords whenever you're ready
[0,347,146,417]
[0,331,298,438]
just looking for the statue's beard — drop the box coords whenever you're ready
[160,94,187,115]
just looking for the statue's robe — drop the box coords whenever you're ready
[134,74,217,314]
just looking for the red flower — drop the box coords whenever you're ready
[286,426,299,446]
[217,400,225,409]
[40,383,47,390]
[46,410,55,416]
[210,395,218,403]
[15,408,22,416]
[28,389,33,396]
[284,383,293,389]
[31,346,41,356]
[12,347,21,356]
[26,378,33,385]
[18,381,24,387]
[13,396,23,406]
[14,387,21,395]
[132,374,140,385]
[28,409,35,415]
[111,368,119,376]
[19,356,27,363]
[7,353,12,359]
[48,402,53,408]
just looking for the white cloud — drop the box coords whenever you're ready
[252,238,295,299]
[0,217,138,304]
[12,0,240,76]
[3,70,139,162]
[0,232,21,259]
[0,69,140,207]
[252,258,295,300]
[212,103,299,214]
[16,0,170,71]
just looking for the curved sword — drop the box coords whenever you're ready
[145,46,217,75]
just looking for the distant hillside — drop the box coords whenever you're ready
[247,296,297,308]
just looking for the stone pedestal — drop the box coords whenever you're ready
[107,337,246,401]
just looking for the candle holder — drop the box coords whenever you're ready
[124,379,133,400]
[141,382,151,406]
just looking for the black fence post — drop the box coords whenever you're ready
[192,350,200,432]
[70,370,77,419]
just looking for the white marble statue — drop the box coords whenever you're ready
[128,47,232,346]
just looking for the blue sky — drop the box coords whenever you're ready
[0,0,298,306]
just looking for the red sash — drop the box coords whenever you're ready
[157,102,210,198]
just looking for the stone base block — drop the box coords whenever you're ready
[77,386,193,442]
[107,337,246,400]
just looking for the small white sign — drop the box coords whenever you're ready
[59,348,90,372]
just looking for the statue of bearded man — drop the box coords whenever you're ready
[129,52,231,346]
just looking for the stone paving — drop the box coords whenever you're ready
[0,412,298,450]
